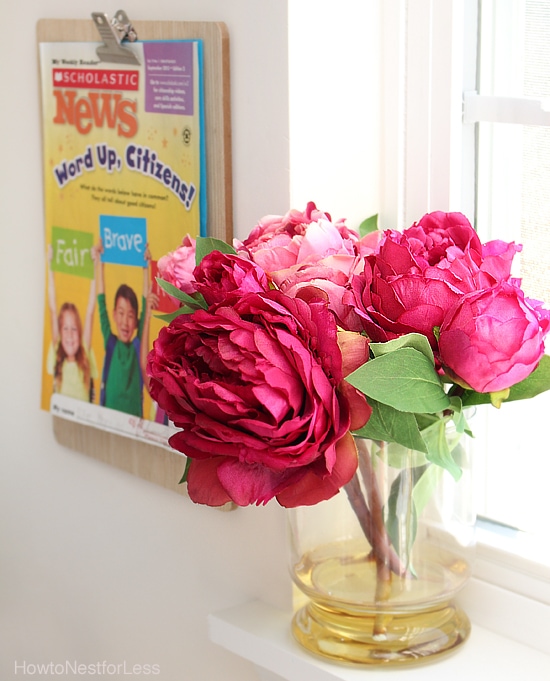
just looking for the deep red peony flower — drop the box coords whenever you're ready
[147,289,367,507]
[193,251,270,306]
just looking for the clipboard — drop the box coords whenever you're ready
[37,15,232,497]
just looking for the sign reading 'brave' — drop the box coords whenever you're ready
[99,215,147,267]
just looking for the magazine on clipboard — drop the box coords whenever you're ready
[38,38,206,449]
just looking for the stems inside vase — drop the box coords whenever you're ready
[343,437,411,625]
[345,438,408,578]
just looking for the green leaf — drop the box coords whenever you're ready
[414,412,440,431]
[353,399,428,453]
[179,457,192,484]
[508,355,550,400]
[448,396,474,436]
[155,277,207,310]
[459,392,490,406]
[154,307,197,322]
[195,236,236,265]
[370,332,435,365]
[412,464,443,516]
[346,347,450,414]
[384,442,429,468]
[385,467,421,568]
[461,355,550,407]
[420,418,462,481]
[358,213,378,237]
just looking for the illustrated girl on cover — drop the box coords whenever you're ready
[46,244,99,402]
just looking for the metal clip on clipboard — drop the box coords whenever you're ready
[92,10,140,65]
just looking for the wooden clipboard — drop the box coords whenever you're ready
[37,17,232,496]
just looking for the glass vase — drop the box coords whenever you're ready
[287,428,475,666]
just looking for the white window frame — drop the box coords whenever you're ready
[379,0,550,639]
[380,0,475,228]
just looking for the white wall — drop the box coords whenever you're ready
[0,1,381,679]
[288,0,381,228]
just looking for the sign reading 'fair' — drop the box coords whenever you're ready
[100,215,147,267]
[51,226,94,279]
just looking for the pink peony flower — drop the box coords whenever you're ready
[237,201,347,250]
[233,202,373,331]
[148,290,369,508]
[193,251,270,306]
[157,235,196,295]
[236,202,360,275]
[355,229,382,257]
[274,254,365,331]
[438,282,550,393]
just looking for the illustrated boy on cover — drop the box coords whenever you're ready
[94,240,154,418]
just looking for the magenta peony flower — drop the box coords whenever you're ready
[148,290,367,508]
[479,239,522,282]
[349,212,525,348]
[157,235,197,295]
[193,251,270,306]
[403,211,482,267]
[438,282,550,393]
[350,232,464,345]
[424,239,521,297]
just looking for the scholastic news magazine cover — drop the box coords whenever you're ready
[39,38,205,446]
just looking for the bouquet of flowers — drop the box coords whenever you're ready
[147,203,550,511]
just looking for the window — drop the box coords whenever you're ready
[290,0,549,608]
[466,0,550,544]
[284,0,550,654]
[380,0,550,591]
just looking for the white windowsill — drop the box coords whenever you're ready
[208,598,550,681]
[474,520,550,605]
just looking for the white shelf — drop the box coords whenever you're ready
[209,599,550,681]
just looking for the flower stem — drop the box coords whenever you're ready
[373,552,392,638]
[344,439,411,638]
[343,472,405,577]
[343,475,375,547]
[356,438,409,579]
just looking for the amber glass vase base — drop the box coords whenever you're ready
[291,600,471,667]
